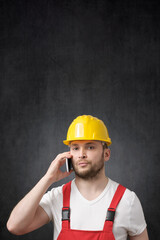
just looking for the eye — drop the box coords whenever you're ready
[72,147,79,151]
[88,146,95,150]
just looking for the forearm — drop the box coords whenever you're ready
[7,151,72,235]
[7,175,52,233]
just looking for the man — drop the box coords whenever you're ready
[7,115,149,239]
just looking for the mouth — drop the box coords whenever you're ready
[78,161,89,167]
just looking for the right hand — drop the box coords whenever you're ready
[44,152,73,184]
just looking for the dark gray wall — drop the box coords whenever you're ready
[1,0,160,239]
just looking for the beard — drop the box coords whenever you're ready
[72,153,105,180]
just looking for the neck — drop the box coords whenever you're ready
[75,171,108,201]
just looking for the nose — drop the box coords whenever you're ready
[79,148,87,159]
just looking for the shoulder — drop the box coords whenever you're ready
[39,184,64,221]
[40,184,64,207]
[50,184,64,198]
[109,180,147,237]
[41,180,74,202]
[108,178,139,208]
[109,179,146,229]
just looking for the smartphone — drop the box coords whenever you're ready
[65,158,73,172]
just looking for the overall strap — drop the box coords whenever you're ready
[109,184,126,210]
[62,181,72,230]
[103,184,126,231]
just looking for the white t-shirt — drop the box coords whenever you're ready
[39,178,147,240]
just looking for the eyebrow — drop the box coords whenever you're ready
[71,142,96,147]
[85,142,96,145]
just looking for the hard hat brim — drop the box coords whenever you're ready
[63,138,112,146]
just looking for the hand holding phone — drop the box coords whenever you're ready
[66,158,73,172]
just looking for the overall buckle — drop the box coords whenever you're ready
[62,207,70,221]
[106,208,115,222]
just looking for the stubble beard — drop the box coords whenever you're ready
[73,153,105,180]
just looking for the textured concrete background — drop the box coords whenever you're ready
[1,0,160,239]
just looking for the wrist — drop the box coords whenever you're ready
[42,173,55,186]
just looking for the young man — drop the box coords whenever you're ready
[7,115,149,240]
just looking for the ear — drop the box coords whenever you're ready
[104,148,111,162]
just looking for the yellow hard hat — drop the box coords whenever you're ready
[63,115,112,146]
